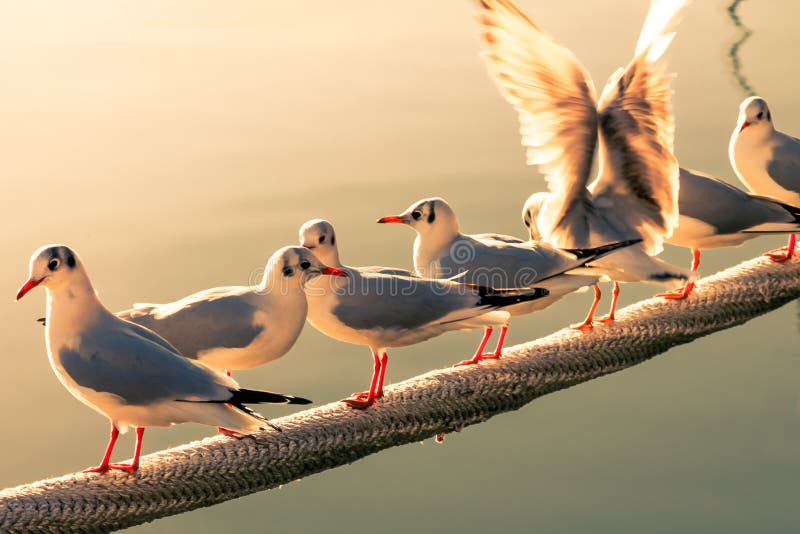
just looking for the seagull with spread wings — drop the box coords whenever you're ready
[480,0,691,329]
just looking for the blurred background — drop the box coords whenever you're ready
[0,1,798,532]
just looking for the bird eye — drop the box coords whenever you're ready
[299,261,311,270]
[757,111,763,119]
[319,235,326,244]
[524,218,530,227]
[282,267,294,277]
[48,258,60,271]
[411,210,422,220]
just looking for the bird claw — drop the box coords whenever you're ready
[570,321,595,332]
[341,395,376,409]
[82,465,111,474]
[657,283,694,300]
[765,247,794,263]
[217,426,244,439]
[596,315,615,324]
[350,390,382,400]
[108,463,138,473]
[480,351,502,360]
[454,356,482,367]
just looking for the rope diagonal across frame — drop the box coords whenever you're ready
[2,253,799,532]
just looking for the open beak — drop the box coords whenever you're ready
[376,215,408,224]
[16,278,40,301]
[739,121,750,133]
[320,266,348,277]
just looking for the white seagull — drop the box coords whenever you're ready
[118,246,346,375]
[302,263,550,409]
[377,196,640,355]
[729,96,800,261]
[16,245,312,473]
[659,167,800,298]
[481,0,691,329]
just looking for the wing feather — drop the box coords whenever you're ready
[478,0,598,241]
[590,0,690,254]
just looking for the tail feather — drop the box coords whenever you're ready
[559,238,643,262]
[741,197,800,233]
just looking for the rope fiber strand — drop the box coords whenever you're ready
[2,253,800,532]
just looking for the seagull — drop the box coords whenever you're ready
[118,246,346,375]
[729,96,800,261]
[482,0,692,329]
[302,262,550,409]
[658,167,800,298]
[16,245,312,473]
[376,196,640,355]
[299,219,416,277]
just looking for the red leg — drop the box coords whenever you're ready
[342,350,382,409]
[83,425,119,473]
[658,248,700,300]
[482,325,508,359]
[217,369,234,435]
[571,284,601,331]
[597,282,620,323]
[766,233,796,262]
[374,353,388,398]
[109,427,144,473]
[454,327,494,366]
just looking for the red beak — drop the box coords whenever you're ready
[377,215,407,224]
[739,121,750,132]
[321,266,348,277]
[16,278,40,301]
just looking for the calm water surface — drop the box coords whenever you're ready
[0,1,798,532]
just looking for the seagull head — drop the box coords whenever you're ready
[264,246,346,290]
[16,245,85,300]
[377,197,459,241]
[521,193,548,241]
[299,219,341,267]
[737,96,773,135]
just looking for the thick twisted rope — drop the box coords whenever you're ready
[2,253,799,532]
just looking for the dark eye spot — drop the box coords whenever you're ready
[282,267,294,277]
[757,111,763,119]
[48,258,60,271]
[411,210,422,220]
[524,219,530,227]
[300,261,311,270]
[331,235,335,245]
[767,111,771,121]
[319,235,326,244]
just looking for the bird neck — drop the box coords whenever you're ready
[45,273,109,338]
[315,246,343,269]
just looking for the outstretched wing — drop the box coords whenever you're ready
[478,0,599,243]
[590,0,690,254]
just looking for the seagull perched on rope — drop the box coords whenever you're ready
[16,245,311,473]
[377,196,640,359]
[480,0,692,329]
[658,167,800,299]
[298,226,551,408]
[729,96,800,262]
[118,246,346,375]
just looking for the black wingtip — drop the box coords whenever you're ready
[232,388,313,406]
[476,285,550,307]
[560,238,643,261]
